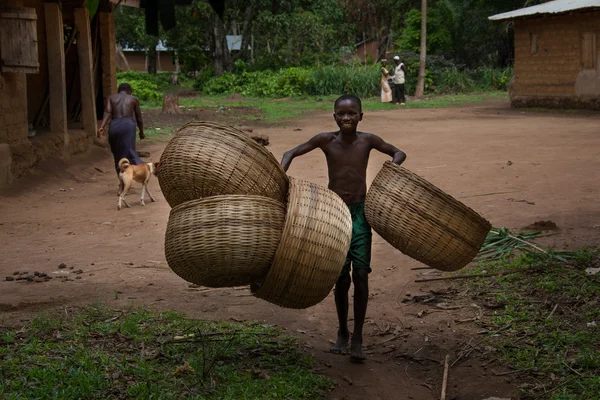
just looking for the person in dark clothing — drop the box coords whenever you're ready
[97,83,145,175]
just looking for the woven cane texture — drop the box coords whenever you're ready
[158,121,289,207]
[253,178,353,309]
[165,195,285,287]
[365,161,491,271]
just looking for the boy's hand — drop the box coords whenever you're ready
[97,128,104,139]
[139,131,146,140]
[281,152,293,172]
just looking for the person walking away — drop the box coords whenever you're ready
[97,83,145,179]
[280,95,407,362]
[380,60,393,103]
[390,56,407,106]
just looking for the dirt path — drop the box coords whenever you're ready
[2,101,599,400]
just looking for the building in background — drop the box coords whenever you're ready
[490,0,600,110]
[0,0,139,188]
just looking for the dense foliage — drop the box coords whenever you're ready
[114,0,541,97]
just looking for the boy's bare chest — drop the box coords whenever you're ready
[323,141,371,167]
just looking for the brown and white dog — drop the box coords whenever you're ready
[117,158,159,210]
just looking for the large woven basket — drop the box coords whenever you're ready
[252,178,353,309]
[165,195,285,287]
[365,161,491,271]
[158,121,289,207]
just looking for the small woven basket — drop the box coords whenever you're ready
[165,195,285,287]
[158,121,289,207]
[253,178,353,309]
[365,161,491,271]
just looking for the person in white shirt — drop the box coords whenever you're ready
[390,55,407,106]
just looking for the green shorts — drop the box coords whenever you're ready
[340,202,372,278]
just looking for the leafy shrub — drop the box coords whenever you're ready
[196,59,512,99]
[436,67,475,94]
[117,78,162,103]
[117,71,192,93]
[192,67,216,91]
[201,64,380,98]
[474,66,513,91]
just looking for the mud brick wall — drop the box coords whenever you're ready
[513,11,600,109]
[0,73,28,145]
[0,73,36,181]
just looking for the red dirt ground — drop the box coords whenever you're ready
[1,101,599,400]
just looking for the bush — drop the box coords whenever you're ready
[474,66,513,91]
[192,67,216,91]
[118,78,162,103]
[195,59,512,99]
[436,67,476,94]
[200,64,380,99]
[117,71,192,93]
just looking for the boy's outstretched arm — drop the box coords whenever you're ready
[370,134,407,165]
[281,133,327,172]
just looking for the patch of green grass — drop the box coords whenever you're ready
[142,126,176,142]
[455,250,600,399]
[177,92,507,123]
[0,304,332,399]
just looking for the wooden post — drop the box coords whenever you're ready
[99,10,117,96]
[44,2,68,144]
[74,8,97,137]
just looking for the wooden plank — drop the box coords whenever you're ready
[0,7,39,74]
[74,7,97,137]
[2,59,39,67]
[44,2,68,139]
[99,10,117,96]
[1,65,39,74]
[0,12,37,20]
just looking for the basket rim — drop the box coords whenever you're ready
[173,121,288,181]
[253,177,352,308]
[378,161,491,226]
[170,194,286,214]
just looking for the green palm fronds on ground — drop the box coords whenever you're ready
[477,227,581,262]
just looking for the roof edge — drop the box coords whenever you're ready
[489,1,600,22]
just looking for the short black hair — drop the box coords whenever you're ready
[118,83,132,93]
[334,94,362,112]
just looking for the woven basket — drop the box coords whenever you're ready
[365,161,491,271]
[165,195,285,287]
[158,121,289,207]
[253,178,353,309]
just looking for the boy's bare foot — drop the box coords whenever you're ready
[350,339,366,362]
[330,333,349,354]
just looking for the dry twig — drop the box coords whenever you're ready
[440,354,450,400]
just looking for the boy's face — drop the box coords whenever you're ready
[334,99,363,134]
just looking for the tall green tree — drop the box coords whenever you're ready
[415,0,427,98]
[114,6,164,73]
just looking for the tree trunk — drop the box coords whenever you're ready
[238,1,255,61]
[162,94,181,114]
[116,44,130,71]
[147,38,158,74]
[416,0,427,99]
[211,12,230,76]
[170,52,180,85]
[377,24,390,62]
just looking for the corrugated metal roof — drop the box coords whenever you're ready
[122,36,248,52]
[489,0,600,21]
[122,40,170,52]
